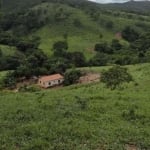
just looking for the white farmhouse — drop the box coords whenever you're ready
[38,74,64,88]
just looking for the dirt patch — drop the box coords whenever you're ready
[115,32,122,39]
[125,144,139,150]
[86,47,95,54]
[78,73,100,84]
[16,77,38,88]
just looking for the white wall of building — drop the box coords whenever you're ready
[39,78,64,88]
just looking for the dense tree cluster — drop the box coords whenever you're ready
[122,26,140,42]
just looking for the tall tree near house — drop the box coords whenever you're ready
[64,69,81,86]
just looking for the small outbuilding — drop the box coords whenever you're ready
[38,74,64,88]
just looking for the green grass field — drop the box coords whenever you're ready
[0,63,150,149]
[0,45,17,56]
[1,1,150,149]
[0,71,8,80]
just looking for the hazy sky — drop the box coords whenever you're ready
[88,0,149,3]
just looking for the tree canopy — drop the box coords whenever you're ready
[101,65,133,90]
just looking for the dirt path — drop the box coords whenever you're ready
[78,73,100,84]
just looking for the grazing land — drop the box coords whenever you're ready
[0,0,150,149]
[0,63,150,149]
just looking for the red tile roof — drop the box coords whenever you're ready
[39,74,64,82]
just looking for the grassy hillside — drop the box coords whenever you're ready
[29,2,150,58]
[0,70,7,80]
[1,0,150,59]
[3,0,150,13]
[0,63,150,149]
[0,45,16,56]
[2,0,87,12]
[0,1,150,149]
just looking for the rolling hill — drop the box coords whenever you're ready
[101,1,150,14]
[0,1,150,149]
[1,0,150,58]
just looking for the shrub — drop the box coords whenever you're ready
[122,26,139,42]
[76,96,88,110]
[94,42,112,54]
[89,53,108,66]
[122,108,145,122]
[64,69,81,86]
[52,41,68,57]
[2,71,16,89]
[105,20,114,29]
[19,85,40,92]
[73,18,82,27]
[101,65,133,90]
[111,39,122,51]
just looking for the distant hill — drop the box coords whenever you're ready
[3,0,150,13]
[1,0,150,58]
[99,1,150,14]
[2,0,89,12]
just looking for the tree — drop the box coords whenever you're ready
[46,57,70,74]
[131,32,150,52]
[73,18,82,28]
[64,69,81,86]
[52,41,68,57]
[94,42,112,54]
[111,39,122,51]
[2,71,16,89]
[99,33,103,40]
[89,53,108,66]
[101,65,133,90]
[122,26,139,42]
[66,51,86,67]
[16,39,37,52]
[105,21,114,29]
[15,63,31,78]
[63,33,68,41]
[27,49,47,67]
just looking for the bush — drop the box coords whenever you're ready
[101,65,133,90]
[64,69,81,86]
[2,71,16,89]
[105,20,114,29]
[111,39,122,51]
[65,51,86,67]
[73,18,82,27]
[18,85,40,92]
[94,42,112,54]
[89,53,108,66]
[122,26,139,42]
[122,108,145,122]
[52,41,68,57]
